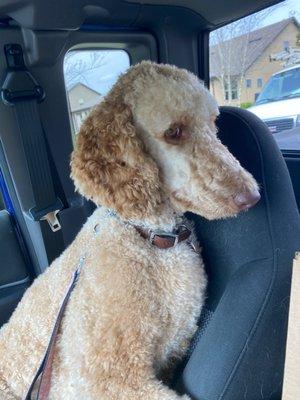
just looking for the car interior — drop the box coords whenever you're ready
[0,1,300,399]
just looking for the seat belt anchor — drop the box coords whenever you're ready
[1,44,45,105]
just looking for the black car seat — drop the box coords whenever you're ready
[179,107,300,400]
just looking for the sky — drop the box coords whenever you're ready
[64,50,130,97]
[263,0,300,26]
[64,0,300,96]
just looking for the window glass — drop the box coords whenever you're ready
[63,49,130,140]
[257,78,263,88]
[223,76,238,100]
[284,40,290,50]
[209,0,300,151]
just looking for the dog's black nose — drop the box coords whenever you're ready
[233,189,261,210]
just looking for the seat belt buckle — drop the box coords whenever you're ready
[29,198,64,232]
[40,210,61,232]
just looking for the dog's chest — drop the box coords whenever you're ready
[141,245,206,367]
[84,213,206,324]
[76,212,206,349]
[151,245,206,323]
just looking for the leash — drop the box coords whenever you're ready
[23,218,196,399]
[24,256,85,400]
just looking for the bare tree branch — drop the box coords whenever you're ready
[64,51,109,88]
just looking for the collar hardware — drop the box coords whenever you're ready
[135,224,192,249]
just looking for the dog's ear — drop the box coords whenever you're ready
[70,97,162,220]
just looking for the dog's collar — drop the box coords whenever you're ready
[96,209,194,250]
[134,224,191,249]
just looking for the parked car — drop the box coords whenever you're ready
[249,64,300,150]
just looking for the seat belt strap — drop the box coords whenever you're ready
[1,44,63,232]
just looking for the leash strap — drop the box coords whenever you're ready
[24,257,85,400]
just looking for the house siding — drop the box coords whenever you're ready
[210,21,300,106]
[243,23,299,104]
[68,84,101,112]
[67,84,102,133]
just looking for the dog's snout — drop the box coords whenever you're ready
[233,189,261,211]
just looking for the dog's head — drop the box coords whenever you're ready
[71,61,260,221]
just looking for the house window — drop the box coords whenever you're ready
[283,41,289,51]
[224,76,238,101]
[257,78,263,88]
[246,79,252,88]
[64,49,130,139]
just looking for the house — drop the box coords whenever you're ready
[210,18,300,106]
[67,83,102,133]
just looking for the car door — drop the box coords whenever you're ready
[0,168,32,327]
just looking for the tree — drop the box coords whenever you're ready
[64,51,109,88]
[210,5,280,105]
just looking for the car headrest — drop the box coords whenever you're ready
[181,106,300,400]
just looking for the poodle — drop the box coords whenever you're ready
[0,61,260,400]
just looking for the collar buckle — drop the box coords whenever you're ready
[139,224,191,249]
[149,229,180,247]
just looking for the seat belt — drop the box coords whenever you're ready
[1,44,63,232]
[1,43,63,233]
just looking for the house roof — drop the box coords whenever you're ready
[210,18,299,78]
[67,82,101,96]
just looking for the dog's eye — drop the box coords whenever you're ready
[164,126,183,144]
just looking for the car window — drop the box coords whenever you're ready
[209,0,300,151]
[256,67,300,104]
[63,49,130,141]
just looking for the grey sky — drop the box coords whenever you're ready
[64,50,130,96]
[263,0,300,25]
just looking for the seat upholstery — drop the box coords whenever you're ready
[181,107,300,400]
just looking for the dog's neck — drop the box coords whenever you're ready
[101,199,182,232]
[128,201,182,232]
